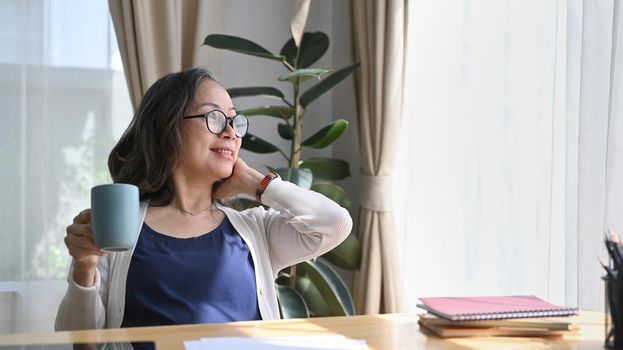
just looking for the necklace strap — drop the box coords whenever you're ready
[169,202,213,216]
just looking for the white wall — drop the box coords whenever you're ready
[328,0,361,290]
[330,0,361,227]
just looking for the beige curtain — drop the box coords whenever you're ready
[108,0,228,110]
[351,0,408,314]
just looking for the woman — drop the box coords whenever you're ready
[55,67,352,330]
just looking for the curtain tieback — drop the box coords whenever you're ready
[359,174,393,212]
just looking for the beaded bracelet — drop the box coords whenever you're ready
[256,172,279,202]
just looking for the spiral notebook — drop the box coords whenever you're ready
[418,295,578,321]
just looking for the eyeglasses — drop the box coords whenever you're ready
[183,110,249,138]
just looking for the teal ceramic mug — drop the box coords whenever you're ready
[91,184,139,252]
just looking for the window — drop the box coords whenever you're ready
[394,0,581,310]
[0,0,132,333]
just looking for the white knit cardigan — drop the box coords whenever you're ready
[55,178,352,330]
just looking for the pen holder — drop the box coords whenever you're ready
[605,276,623,349]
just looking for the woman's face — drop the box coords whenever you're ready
[178,79,242,180]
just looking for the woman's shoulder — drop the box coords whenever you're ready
[220,202,269,214]
[218,202,276,243]
[218,201,273,221]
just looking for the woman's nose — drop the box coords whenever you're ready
[219,119,237,139]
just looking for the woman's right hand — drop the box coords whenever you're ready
[64,209,106,287]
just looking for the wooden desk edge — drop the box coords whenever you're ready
[0,311,605,350]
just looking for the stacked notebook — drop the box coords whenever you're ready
[417,295,579,338]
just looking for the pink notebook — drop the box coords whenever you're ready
[418,295,578,321]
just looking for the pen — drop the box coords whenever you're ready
[609,230,623,271]
[603,230,623,347]
[599,257,616,279]
[604,233,623,272]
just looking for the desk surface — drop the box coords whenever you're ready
[0,311,606,350]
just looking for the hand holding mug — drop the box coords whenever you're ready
[64,209,105,287]
[64,209,105,268]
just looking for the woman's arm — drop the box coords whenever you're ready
[55,209,109,330]
[213,158,352,275]
[55,258,108,330]
[260,178,353,273]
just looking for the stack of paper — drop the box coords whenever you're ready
[416,295,580,338]
[418,313,579,338]
[184,335,368,350]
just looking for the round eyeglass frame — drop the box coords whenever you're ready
[183,110,249,137]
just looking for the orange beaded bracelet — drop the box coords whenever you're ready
[256,172,279,202]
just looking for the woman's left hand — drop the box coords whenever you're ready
[213,158,264,200]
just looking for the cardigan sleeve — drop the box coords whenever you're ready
[54,257,109,331]
[259,178,352,275]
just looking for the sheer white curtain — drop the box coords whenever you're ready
[0,0,132,333]
[394,0,585,310]
[577,0,623,310]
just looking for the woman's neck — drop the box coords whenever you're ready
[169,170,217,212]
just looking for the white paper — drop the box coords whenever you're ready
[184,335,368,350]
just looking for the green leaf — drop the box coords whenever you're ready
[299,158,350,180]
[322,232,362,270]
[280,32,330,68]
[299,260,354,316]
[314,260,355,315]
[239,106,294,120]
[299,63,360,108]
[227,86,284,99]
[298,32,330,68]
[278,123,294,140]
[294,275,331,317]
[275,167,313,189]
[276,285,310,319]
[280,36,297,67]
[311,182,352,209]
[241,133,281,154]
[302,119,348,149]
[278,68,331,83]
[203,34,285,62]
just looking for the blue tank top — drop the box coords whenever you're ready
[121,216,261,328]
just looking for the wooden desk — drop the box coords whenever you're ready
[0,311,606,350]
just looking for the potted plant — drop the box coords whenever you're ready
[203,10,361,318]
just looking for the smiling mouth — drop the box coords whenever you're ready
[211,148,234,157]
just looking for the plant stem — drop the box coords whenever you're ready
[288,67,303,288]
[289,77,302,169]
[282,98,294,108]
[289,264,297,289]
[282,60,295,72]
[278,149,289,162]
